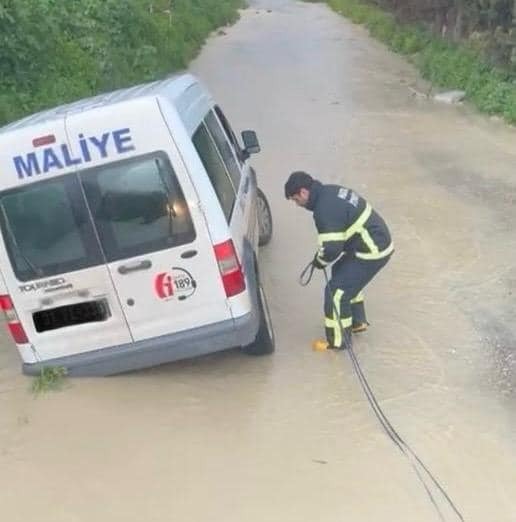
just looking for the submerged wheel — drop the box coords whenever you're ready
[257,188,273,247]
[242,279,275,356]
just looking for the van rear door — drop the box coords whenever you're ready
[66,107,233,343]
[0,124,133,361]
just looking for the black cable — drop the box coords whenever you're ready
[300,259,464,521]
[346,344,447,521]
[298,259,316,287]
[323,268,464,521]
[346,344,463,521]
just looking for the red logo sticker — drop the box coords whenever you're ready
[155,272,174,299]
[154,268,196,301]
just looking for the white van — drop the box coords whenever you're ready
[0,74,274,376]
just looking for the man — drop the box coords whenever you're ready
[285,171,393,350]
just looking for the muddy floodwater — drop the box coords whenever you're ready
[1,1,515,520]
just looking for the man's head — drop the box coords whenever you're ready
[284,171,313,207]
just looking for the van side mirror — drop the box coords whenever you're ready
[241,130,260,156]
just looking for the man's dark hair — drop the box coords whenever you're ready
[284,171,314,199]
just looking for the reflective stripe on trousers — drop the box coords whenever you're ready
[323,254,391,347]
[324,288,352,348]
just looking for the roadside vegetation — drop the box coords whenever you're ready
[309,0,516,124]
[31,367,68,395]
[0,0,244,126]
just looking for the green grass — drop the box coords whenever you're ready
[0,0,245,126]
[317,0,516,124]
[31,367,68,395]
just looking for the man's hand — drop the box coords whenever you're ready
[312,254,326,269]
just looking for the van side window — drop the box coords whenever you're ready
[81,152,196,262]
[214,106,245,165]
[205,111,241,189]
[192,123,236,222]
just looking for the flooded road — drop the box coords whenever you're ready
[1,0,516,520]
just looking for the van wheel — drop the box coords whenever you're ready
[242,282,275,356]
[257,188,273,247]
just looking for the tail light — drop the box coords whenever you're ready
[0,295,28,344]
[213,240,246,297]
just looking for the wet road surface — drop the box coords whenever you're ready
[1,1,515,520]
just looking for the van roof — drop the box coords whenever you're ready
[0,73,199,134]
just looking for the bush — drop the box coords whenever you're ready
[0,0,244,126]
[320,0,516,125]
[31,367,67,394]
[502,91,516,123]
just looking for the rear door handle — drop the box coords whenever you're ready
[180,249,198,259]
[118,260,152,275]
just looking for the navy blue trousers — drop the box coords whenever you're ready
[324,254,391,348]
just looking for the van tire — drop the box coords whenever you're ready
[257,188,273,247]
[242,275,275,356]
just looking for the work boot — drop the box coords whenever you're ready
[312,339,330,352]
[311,339,343,351]
[352,322,368,334]
[311,331,352,352]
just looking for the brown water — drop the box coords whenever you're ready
[1,1,515,520]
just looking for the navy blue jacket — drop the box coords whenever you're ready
[306,181,393,265]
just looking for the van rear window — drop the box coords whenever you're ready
[81,152,195,262]
[0,152,195,281]
[0,175,103,282]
